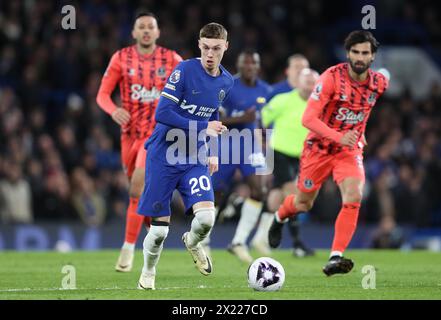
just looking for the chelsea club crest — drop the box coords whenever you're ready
[219,89,226,101]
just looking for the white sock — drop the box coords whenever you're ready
[142,224,169,274]
[200,228,212,247]
[251,212,274,245]
[200,207,218,247]
[232,198,263,245]
[275,211,288,223]
[186,207,216,248]
[330,251,343,258]
[122,242,135,251]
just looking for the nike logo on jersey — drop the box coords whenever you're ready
[192,90,201,95]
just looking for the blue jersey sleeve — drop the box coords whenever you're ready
[209,110,219,121]
[155,62,209,132]
[159,62,185,104]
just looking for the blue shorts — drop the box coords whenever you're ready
[137,154,214,217]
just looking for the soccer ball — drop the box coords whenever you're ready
[247,257,285,292]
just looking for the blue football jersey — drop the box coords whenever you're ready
[138,58,233,217]
[212,77,271,189]
[267,79,293,102]
[221,76,272,131]
[146,58,234,165]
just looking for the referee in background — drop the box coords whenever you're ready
[261,68,319,257]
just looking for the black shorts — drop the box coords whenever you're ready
[272,150,299,189]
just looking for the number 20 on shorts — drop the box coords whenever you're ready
[189,175,211,194]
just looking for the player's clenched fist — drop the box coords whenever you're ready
[111,108,131,126]
[339,130,359,147]
[207,120,227,137]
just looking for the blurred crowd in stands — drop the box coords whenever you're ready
[1,0,440,244]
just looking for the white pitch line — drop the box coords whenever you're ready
[0,285,234,293]
[0,287,120,293]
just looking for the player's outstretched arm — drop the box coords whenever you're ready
[155,98,210,132]
[301,101,343,142]
[301,71,344,143]
[155,61,215,132]
[96,52,130,126]
[302,102,361,147]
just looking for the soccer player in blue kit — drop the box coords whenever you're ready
[267,54,309,101]
[211,50,272,263]
[136,23,233,290]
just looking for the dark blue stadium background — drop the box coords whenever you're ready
[0,0,440,250]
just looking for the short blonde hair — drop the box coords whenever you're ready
[199,23,228,40]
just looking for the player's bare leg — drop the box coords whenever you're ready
[323,177,363,276]
[229,174,264,263]
[268,184,319,248]
[116,167,150,272]
[138,215,170,290]
[182,201,215,275]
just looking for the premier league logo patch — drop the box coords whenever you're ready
[304,179,314,189]
[219,89,226,102]
[310,83,322,100]
[157,66,167,78]
[169,70,181,84]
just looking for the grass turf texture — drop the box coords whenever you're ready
[0,249,440,300]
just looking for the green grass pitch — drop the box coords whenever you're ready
[0,249,440,300]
